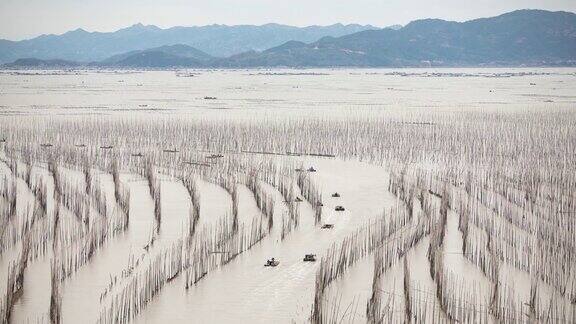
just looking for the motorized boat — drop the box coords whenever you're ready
[335,206,345,211]
[265,258,280,267]
[303,254,317,262]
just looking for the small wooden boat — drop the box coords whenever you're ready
[163,148,179,153]
[75,144,86,148]
[331,192,340,198]
[335,206,345,211]
[204,96,217,100]
[264,258,279,267]
[307,167,317,172]
[295,197,303,202]
[131,153,143,157]
[206,154,224,159]
[321,224,334,229]
[100,145,113,149]
[303,254,317,262]
[40,143,53,148]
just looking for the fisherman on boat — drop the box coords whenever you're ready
[303,254,316,262]
[265,257,279,267]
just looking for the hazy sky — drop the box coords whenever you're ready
[1,0,575,40]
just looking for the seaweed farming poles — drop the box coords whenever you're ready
[366,248,384,324]
[239,159,298,239]
[49,258,62,324]
[83,159,92,195]
[450,178,576,321]
[388,168,417,220]
[297,171,322,225]
[112,160,130,231]
[180,172,201,238]
[97,240,183,324]
[42,161,128,281]
[230,184,239,234]
[246,172,275,232]
[147,164,162,234]
[5,154,34,191]
[50,201,62,324]
[184,214,266,289]
[312,207,423,323]
[0,176,17,255]
[1,166,52,260]
[276,171,299,240]
[214,172,239,234]
[0,222,32,323]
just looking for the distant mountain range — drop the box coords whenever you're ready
[216,9,576,67]
[99,44,214,68]
[3,10,576,68]
[0,23,379,63]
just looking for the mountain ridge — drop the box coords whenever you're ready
[3,10,575,68]
[220,9,576,67]
[0,23,380,63]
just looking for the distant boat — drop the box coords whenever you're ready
[331,192,340,198]
[321,224,334,229]
[100,145,113,149]
[335,206,345,211]
[204,96,217,100]
[183,161,211,167]
[176,73,195,78]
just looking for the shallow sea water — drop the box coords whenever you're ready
[0,68,575,323]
